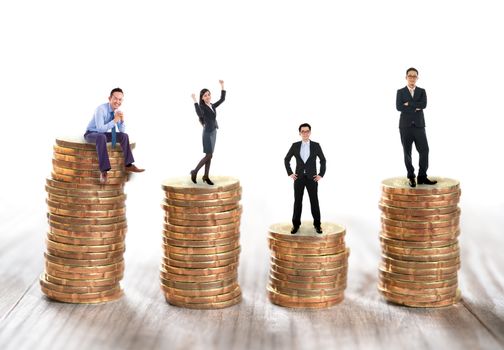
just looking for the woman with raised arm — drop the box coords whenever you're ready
[190,80,226,185]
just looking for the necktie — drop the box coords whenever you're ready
[111,111,117,148]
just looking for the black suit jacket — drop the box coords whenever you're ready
[284,141,326,178]
[396,86,427,127]
[194,90,226,131]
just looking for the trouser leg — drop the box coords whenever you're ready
[306,177,321,227]
[292,176,306,227]
[415,128,430,178]
[400,127,415,178]
[84,132,111,172]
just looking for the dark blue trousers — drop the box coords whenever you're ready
[84,131,135,172]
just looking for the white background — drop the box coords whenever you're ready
[1,0,503,242]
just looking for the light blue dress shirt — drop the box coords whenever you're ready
[301,140,310,163]
[86,102,125,133]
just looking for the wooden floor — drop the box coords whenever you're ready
[1,197,503,350]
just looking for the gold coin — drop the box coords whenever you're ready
[378,268,458,282]
[160,276,237,290]
[48,213,126,225]
[267,235,345,249]
[164,222,240,234]
[380,230,460,243]
[47,192,127,205]
[165,294,241,309]
[380,216,460,229]
[381,223,459,236]
[381,255,460,270]
[52,158,125,171]
[161,176,240,194]
[55,136,135,150]
[163,256,239,269]
[163,196,241,208]
[268,283,346,298]
[45,252,124,266]
[271,263,348,277]
[40,274,119,293]
[269,274,347,290]
[381,291,461,308]
[53,144,126,158]
[45,245,124,259]
[162,236,239,248]
[160,268,237,283]
[381,191,461,202]
[165,285,241,304]
[45,185,124,199]
[162,262,238,276]
[162,240,240,255]
[162,228,238,241]
[163,203,239,214]
[44,273,121,287]
[53,166,125,178]
[381,209,461,223]
[53,152,124,165]
[378,285,460,304]
[383,250,460,263]
[163,206,242,221]
[378,262,460,277]
[379,203,459,217]
[270,268,347,284]
[47,204,126,218]
[268,222,346,241]
[46,178,124,192]
[271,248,350,270]
[378,281,459,297]
[47,199,125,211]
[378,274,458,290]
[46,239,125,253]
[271,250,349,264]
[379,235,458,249]
[380,242,459,257]
[166,216,240,227]
[46,232,125,245]
[51,172,126,185]
[380,197,460,209]
[269,242,346,256]
[381,177,460,195]
[165,247,241,262]
[41,283,121,299]
[162,282,239,297]
[165,188,242,201]
[45,260,124,274]
[42,286,123,304]
[49,221,127,234]
[267,289,344,308]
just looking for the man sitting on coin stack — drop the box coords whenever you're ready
[84,88,144,184]
[284,123,326,234]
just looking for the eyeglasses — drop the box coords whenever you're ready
[300,130,311,134]
[407,75,418,79]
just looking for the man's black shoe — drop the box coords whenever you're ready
[291,226,299,234]
[417,177,437,185]
[315,226,323,234]
[408,178,416,188]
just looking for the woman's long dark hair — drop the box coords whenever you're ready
[199,89,210,106]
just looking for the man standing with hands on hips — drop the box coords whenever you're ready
[396,68,437,188]
[84,87,144,184]
[284,123,326,234]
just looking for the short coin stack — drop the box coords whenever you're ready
[41,137,131,303]
[378,177,462,307]
[267,222,349,309]
[160,176,242,309]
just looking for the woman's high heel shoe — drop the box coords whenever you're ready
[202,176,214,185]
[190,170,197,184]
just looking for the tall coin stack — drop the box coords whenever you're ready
[267,222,349,309]
[41,137,131,303]
[378,177,462,307]
[160,176,242,309]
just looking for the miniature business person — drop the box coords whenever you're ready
[190,80,226,185]
[284,123,326,234]
[84,87,144,184]
[396,68,437,187]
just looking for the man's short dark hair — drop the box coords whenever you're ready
[110,87,123,97]
[406,67,418,76]
[299,123,311,132]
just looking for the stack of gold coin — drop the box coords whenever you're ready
[160,176,242,309]
[267,222,349,309]
[40,137,132,303]
[378,177,462,307]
